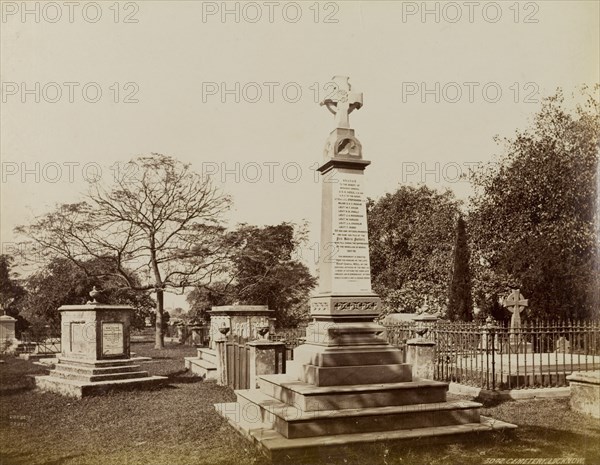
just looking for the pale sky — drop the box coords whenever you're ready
[1,1,599,308]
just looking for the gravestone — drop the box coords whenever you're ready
[502,288,532,353]
[0,314,17,353]
[35,290,166,397]
[185,305,275,380]
[216,76,516,461]
[555,336,572,354]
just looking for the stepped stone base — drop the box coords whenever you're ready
[218,404,515,463]
[19,353,57,361]
[184,347,218,380]
[35,357,167,398]
[216,337,517,461]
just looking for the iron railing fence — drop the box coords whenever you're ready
[269,326,306,360]
[18,325,61,355]
[270,319,600,391]
[384,319,600,390]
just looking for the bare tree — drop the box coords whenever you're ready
[17,154,231,348]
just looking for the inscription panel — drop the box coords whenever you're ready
[330,172,372,293]
[102,322,124,356]
[70,322,87,354]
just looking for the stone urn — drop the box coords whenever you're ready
[218,325,230,339]
[88,286,102,304]
[256,325,270,340]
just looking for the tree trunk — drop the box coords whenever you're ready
[155,289,164,349]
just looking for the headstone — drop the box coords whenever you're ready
[502,288,532,353]
[555,336,571,354]
[0,315,17,343]
[216,76,516,460]
[502,288,528,337]
[35,289,166,397]
[0,314,17,353]
[479,316,500,352]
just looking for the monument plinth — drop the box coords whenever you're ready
[185,305,275,380]
[36,291,166,398]
[0,314,17,350]
[216,76,516,461]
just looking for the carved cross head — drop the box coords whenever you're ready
[320,75,363,129]
[503,289,528,315]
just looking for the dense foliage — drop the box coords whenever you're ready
[367,186,461,314]
[468,87,599,320]
[187,222,316,327]
[447,216,474,321]
[18,257,156,337]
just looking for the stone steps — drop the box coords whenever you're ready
[54,362,143,376]
[52,367,150,383]
[216,403,517,463]
[56,358,140,368]
[184,356,218,380]
[234,388,482,439]
[258,374,449,411]
[197,348,217,363]
[36,374,167,398]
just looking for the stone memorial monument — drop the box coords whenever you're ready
[35,288,167,398]
[216,76,515,461]
[208,305,275,348]
[502,288,532,353]
[185,305,275,380]
[0,313,17,348]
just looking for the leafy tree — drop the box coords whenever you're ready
[187,222,317,328]
[469,87,599,320]
[447,215,473,321]
[16,154,231,348]
[187,281,233,324]
[19,257,156,338]
[367,186,461,314]
[0,255,28,335]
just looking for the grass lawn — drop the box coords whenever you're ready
[0,343,598,465]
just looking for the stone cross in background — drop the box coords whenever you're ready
[320,75,363,129]
[502,288,528,342]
